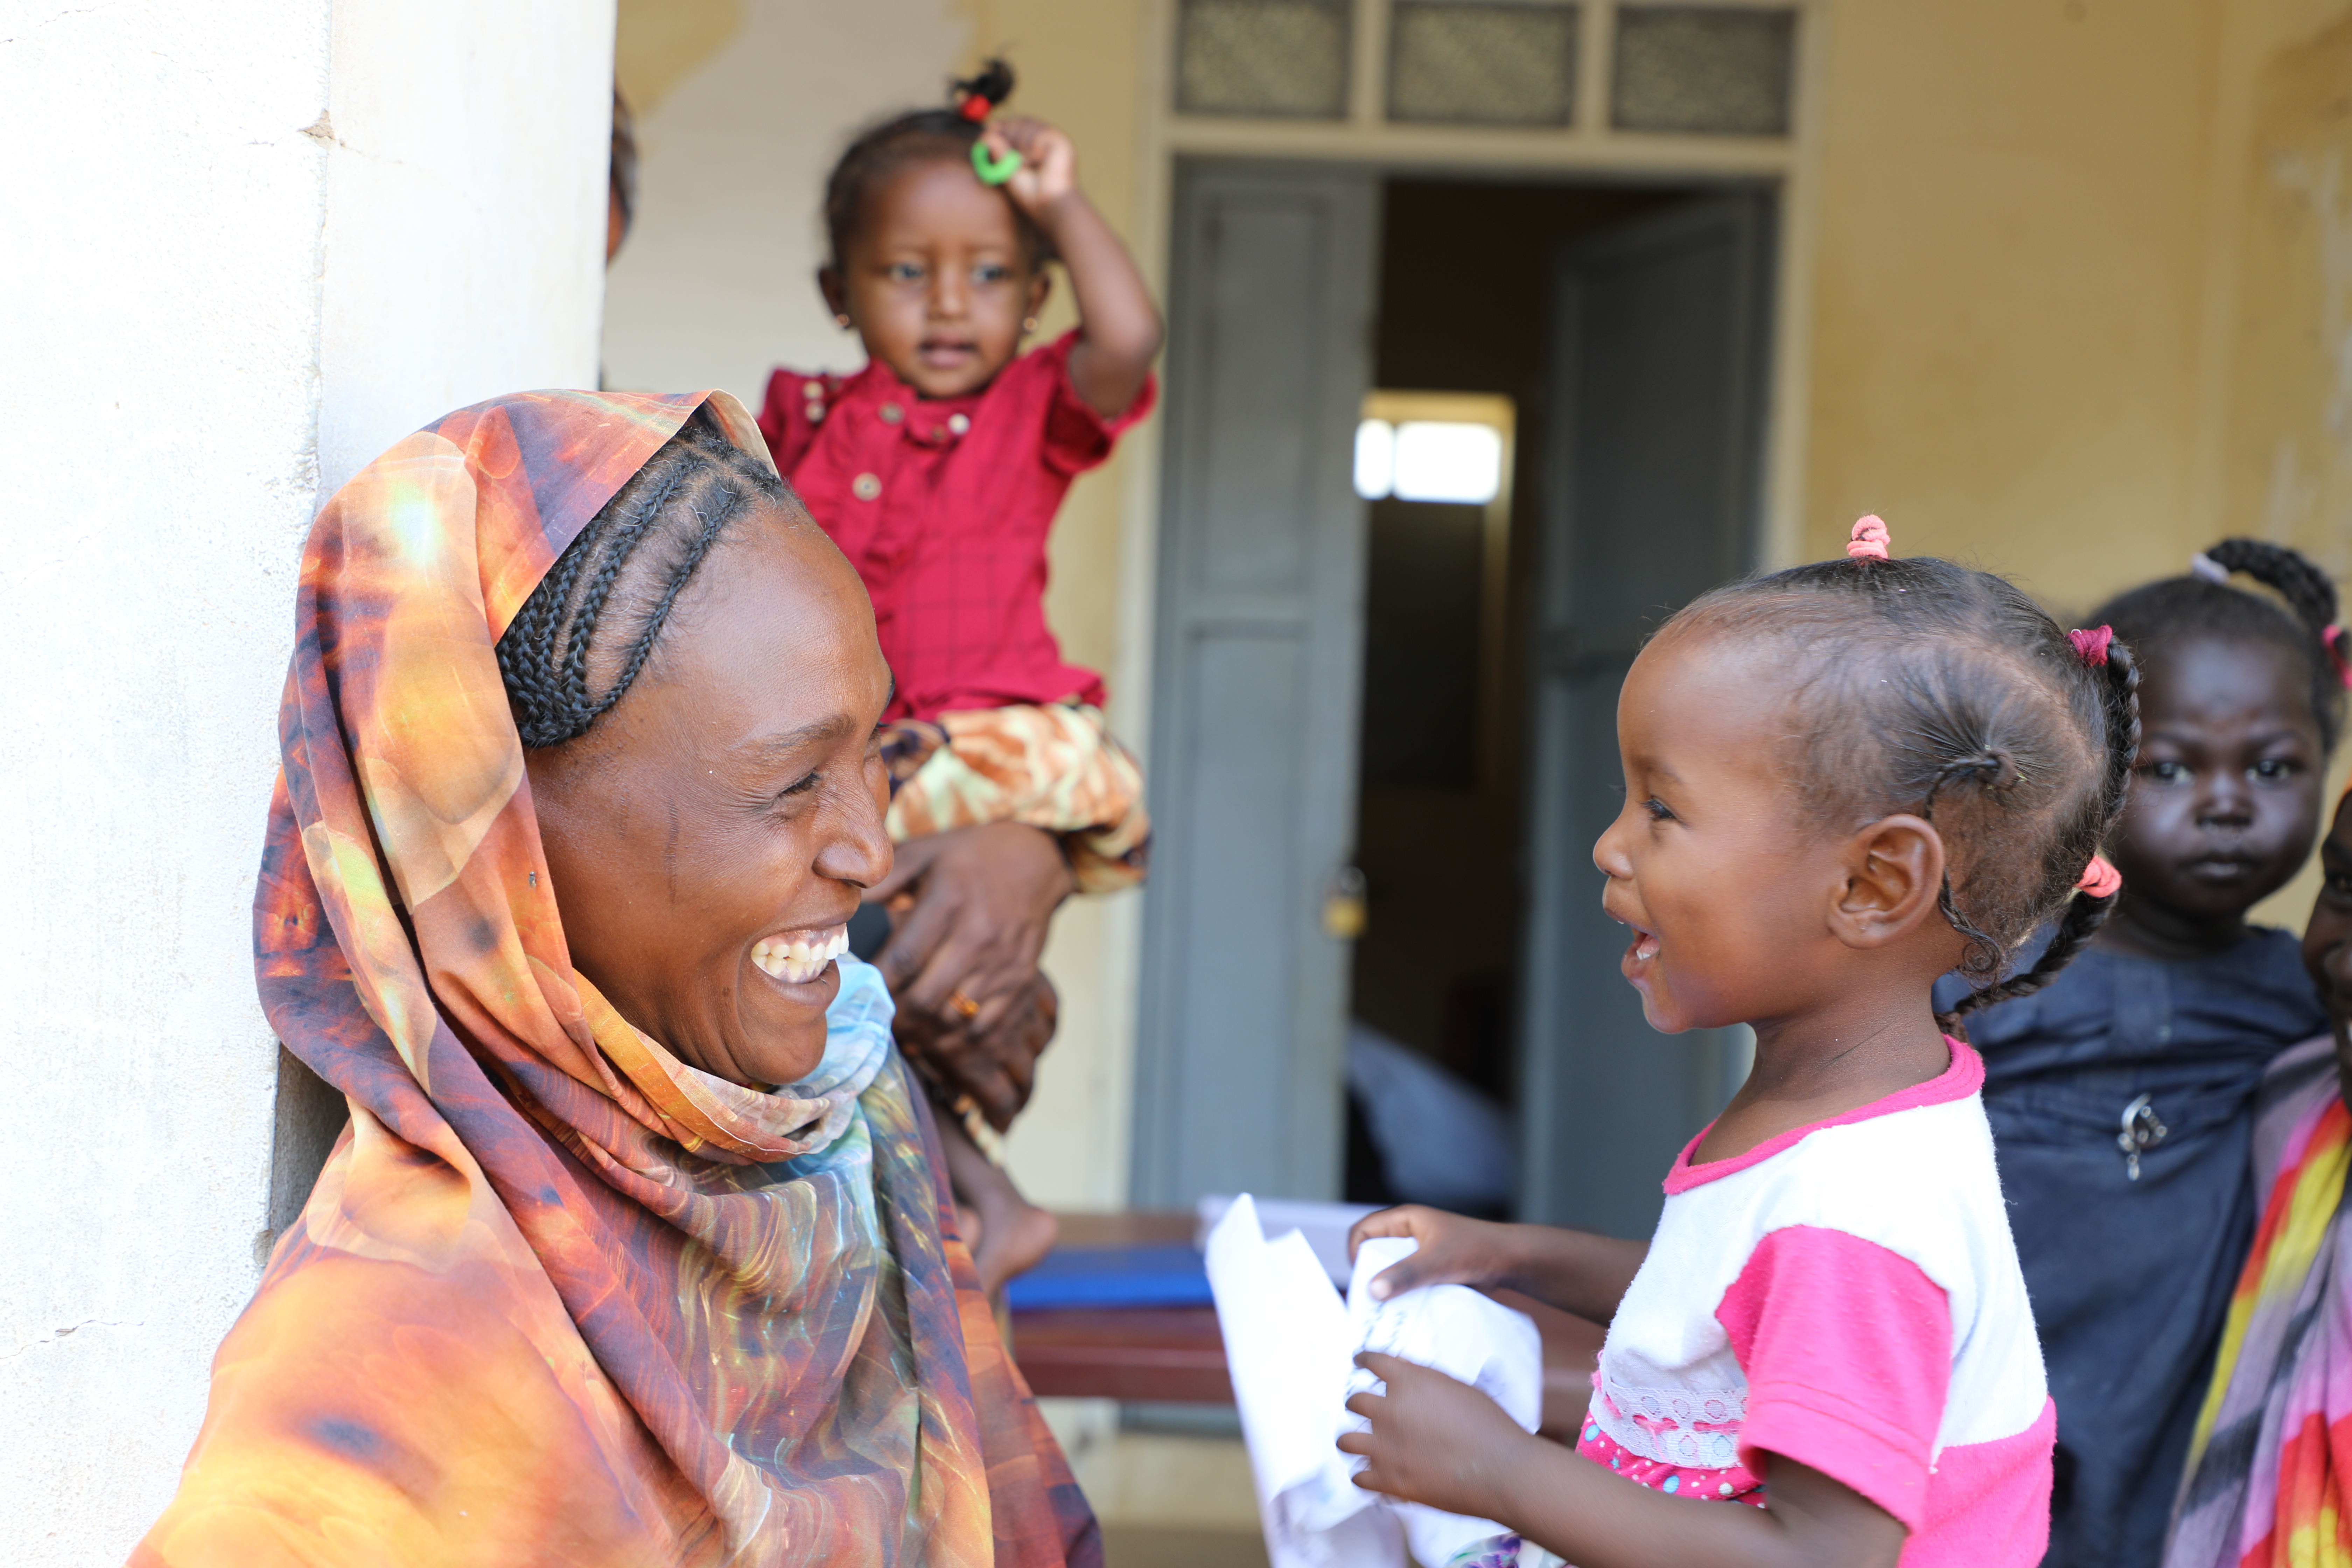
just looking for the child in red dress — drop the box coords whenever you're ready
[758,62,1162,1289]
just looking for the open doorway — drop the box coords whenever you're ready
[1136,164,1772,1234]
[1343,179,1696,1218]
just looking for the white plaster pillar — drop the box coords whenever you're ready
[0,3,612,1559]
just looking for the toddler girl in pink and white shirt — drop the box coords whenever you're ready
[1340,520,2138,1568]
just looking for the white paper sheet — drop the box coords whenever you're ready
[1205,1194,1546,1568]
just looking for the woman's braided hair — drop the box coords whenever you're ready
[820,58,1052,275]
[2090,538,2346,754]
[1668,550,2141,1036]
[496,410,788,749]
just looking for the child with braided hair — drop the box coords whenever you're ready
[1931,539,2346,1568]
[756,61,1163,1289]
[1336,519,2135,1568]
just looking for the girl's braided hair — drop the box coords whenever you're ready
[1668,545,2141,1036]
[2090,538,2346,754]
[820,59,1053,274]
[496,410,788,748]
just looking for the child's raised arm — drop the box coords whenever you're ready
[981,117,1163,420]
[1342,1357,1905,1568]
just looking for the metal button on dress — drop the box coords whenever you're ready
[852,472,882,501]
[879,402,904,424]
[947,413,970,435]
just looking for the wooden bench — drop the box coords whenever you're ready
[1009,1211,1233,1404]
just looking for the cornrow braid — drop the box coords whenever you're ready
[1918,750,2025,987]
[2094,538,2345,753]
[1941,640,2140,1035]
[496,410,789,749]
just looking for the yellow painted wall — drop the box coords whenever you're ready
[1801,0,2352,923]
[1801,0,2225,610]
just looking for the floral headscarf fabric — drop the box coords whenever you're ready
[131,390,1099,1568]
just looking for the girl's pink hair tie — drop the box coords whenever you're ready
[2067,625,2114,667]
[1846,515,1891,560]
[2076,854,2123,900]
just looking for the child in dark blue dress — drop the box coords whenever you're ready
[1936,540,2348,1567]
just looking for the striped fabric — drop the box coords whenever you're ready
[2169,1034,2350,1568]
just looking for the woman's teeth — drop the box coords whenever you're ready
[751,926,849,985]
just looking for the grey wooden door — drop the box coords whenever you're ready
[1518,191,1773,1237]
[1132,162,1378,1208]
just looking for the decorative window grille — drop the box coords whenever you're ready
[1175,0,1353,119]
[1388,2,1580,127]
[1611,6,1796,135]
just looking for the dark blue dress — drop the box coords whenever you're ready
[1935,931,2325,1568]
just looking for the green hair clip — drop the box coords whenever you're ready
[971,140,1022,186]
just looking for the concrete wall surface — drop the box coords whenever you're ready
[316,0,615,493]
[0,2,611,1560]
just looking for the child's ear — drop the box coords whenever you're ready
[1025,267,1052,328]
[818,266,848,322]
[1830,814,1947,949]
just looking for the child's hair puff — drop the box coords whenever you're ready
[820,58,1052,275]
[1667,551,2140,1034]
[2090,538,2346,753]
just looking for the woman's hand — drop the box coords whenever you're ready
[870,822,1073,1025]
[1341,1352,1533,1520]
[870,822,1072,1122]
[907,973,1058,1131]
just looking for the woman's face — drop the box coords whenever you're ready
[526,503,894,1087]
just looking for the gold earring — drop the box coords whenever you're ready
[835,313,852,329]
[1022,316,1039,334]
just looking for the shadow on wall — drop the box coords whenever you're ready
[261,1049,348,1270]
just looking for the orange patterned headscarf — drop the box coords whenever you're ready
[132,391,1097,1568]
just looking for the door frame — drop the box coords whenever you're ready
[1094,0,1826,1210]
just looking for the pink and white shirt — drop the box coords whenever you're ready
[1577,1042,2054,1566]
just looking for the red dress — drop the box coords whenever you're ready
[758,331,1156,724]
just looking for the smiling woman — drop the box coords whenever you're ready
[130,392,1099,1568]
